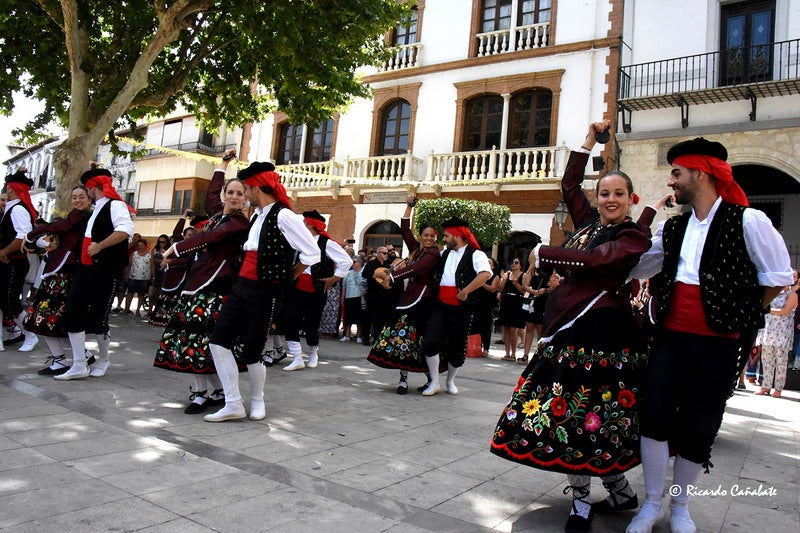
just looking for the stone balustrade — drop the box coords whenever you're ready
[476,22,550,57]
[379,43,422,72]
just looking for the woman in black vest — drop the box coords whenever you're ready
[154,152,250,414]
[491,121,652,533]
[498,258,526,362]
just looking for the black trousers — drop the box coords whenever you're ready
[639,329,740,466]
[420,301,475,368]
[0,258,29,319]
[63,264,120,335]
[210,278,283,365]
[283,286,327,347]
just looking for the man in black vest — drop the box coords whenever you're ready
[420,217,491,396]
[204,163,319,422]
[0,168,38,352]
[626,139,793,533]
[283,210,351,371]
[56,165,135,380]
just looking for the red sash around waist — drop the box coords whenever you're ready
[664,282,738,339]
[438,285,460,306]
[239,250,258,280]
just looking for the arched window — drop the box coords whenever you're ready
[380,100,411,155]
[364,220,402,252]
[464,95,504,151]
[509,89,552,148]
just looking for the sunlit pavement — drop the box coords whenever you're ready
[1,316,798,532]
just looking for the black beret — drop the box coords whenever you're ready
[302,209,325,222]
[667,137,728,164]
[80,167,113,185]
[237,161,275,181]
[441,216,470,229]
[5,169,34,187]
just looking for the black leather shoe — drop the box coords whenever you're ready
[38,355,69,375]
[397,380,408,395]
[592,494,638,513]
[5,334,24,346]
[565,512,593,533]
[416,379,431,392]
[184,400,208,414]
[206,389,225,407]
[272,350,287,364]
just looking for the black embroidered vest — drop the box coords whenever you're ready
[655,202,764,333]
[90,201,129,267]
[0,203,33,259]
[436,246,480,305]
[255,203,295,283]
[310,235,335,292]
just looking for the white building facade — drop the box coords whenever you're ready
[616,0,800,266]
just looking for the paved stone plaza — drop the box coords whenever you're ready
[1,315,798,532]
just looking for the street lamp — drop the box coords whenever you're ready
[554,200,569,229]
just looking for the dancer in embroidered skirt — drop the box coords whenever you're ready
[368,195,441,394]
[24,186,93,374]
[147,212,204,327]
[153,150,249,414]
[490,120,652,533]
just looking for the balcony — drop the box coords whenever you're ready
[379,43,422,72]
[618,38,800,129]
[276,146,567,192]
[475,22,550,57]
[426,146,566,182]
[141,142,237,158]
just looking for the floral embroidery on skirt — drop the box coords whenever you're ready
[491,308,647,476]
[153,285,245,374]
[24,273,71,337]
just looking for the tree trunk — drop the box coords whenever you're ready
[53,136,96,215]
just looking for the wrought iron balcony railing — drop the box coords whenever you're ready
[618,37,800,127]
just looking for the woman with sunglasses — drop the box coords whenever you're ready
[498,258,526,362]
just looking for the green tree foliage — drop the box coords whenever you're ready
[0,0,410,209]
[414,198,511,248]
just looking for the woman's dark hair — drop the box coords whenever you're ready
[71,185,89,194]
[596,170,634,195]
[418,224,438,235]
[137,238,148,246]
[156,234,170,248]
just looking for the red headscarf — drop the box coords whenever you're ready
[672,154,749,207]
[304,216,333,240]
[85,174,137,213]
[7,182,38,220]
[445,225,481,250]
[241,170,293,210]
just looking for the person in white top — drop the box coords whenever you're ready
[0,168,38,352]
[56,164,135,380]
[626,138,793,533]
[418,217,491,396]
[282,210,352,371]
[203,162,320,423]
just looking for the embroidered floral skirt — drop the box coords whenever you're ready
[368,302,446,374]
[153,283,245,374]
[148,290,180,327]
[24,273,71,337]
[490,308,648,476]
